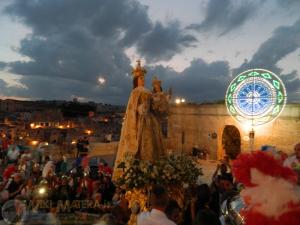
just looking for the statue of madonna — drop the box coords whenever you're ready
[113,60,165,180]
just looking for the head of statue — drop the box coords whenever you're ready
[132,60,147,89]
[152,76,162,93]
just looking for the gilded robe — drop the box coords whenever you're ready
[113,86,165,181]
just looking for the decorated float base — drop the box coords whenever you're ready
[115,154,202,225]
[125,186,185,225]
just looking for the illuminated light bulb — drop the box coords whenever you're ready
[38,187,46,195]
[31,141,38,145]
[98,77,106,85]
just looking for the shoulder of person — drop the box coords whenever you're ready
[165,219,177,225]
[137,211,150,224]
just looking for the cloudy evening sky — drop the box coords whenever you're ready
[0,0,300,104]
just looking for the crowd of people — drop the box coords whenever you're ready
[0,136,122,225]
[76,137,90,158]
[0,140,299,225]
[134,143,300,225]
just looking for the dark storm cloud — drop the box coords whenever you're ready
[187,0,257,35]
[244,19,300,73]
[0,79,8,89]
[2,0,299,104]
[147,58,231,103]
[233,19,300,102]
[5,75,128,103]
[187,0,300,36]
[0,79,17,97]
[8,28,132,83]
[0,62,7,70]
[137,22,197,62]
[167,17,300,103]
[281,71,300,101]
[5,0,152,45]
[0,0,196,103]
[0,62,6,69]
[169,59,230,102]
[233,19,300,73]
[273,0,300,9]
[3,26,134,103]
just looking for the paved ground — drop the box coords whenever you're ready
[197,159,219,184]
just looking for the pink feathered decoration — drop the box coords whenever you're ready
[232,151,298,187]
[232,151,300,225]
[241,209,300,225]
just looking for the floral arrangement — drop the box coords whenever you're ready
[116,154,202,190]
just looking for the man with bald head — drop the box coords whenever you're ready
[283,143,300,169]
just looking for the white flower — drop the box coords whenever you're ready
[196,175,203,185]
[183,183,189,188]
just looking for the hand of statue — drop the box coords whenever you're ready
[140,92,150,103]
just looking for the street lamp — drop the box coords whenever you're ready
[249,129,255,151]
[98,76,106,85]
[175,98,186,104]
[86,129,92,135]
[31,140,38,146]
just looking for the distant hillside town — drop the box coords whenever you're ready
[0,98,125,149]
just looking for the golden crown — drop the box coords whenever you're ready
[132,60,147,78]
[152,76,161,86]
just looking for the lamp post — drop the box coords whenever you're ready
[181,131,185,156]
[249,129,255,151]
[175,97,187,155]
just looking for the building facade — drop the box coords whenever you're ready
[167,103,300,160]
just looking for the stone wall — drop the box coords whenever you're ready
[89,141,118,157]
[167,103,300,159]
[89,141,118,166]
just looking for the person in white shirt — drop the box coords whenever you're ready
[42,160,55,178]
[7,145,20,163]
[137,185,176,225]
[283,143,300,169]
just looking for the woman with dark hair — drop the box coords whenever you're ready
[184,184,219,225]
[113,61,165,181]
[195,209,221,225]
[165,199,182,224]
